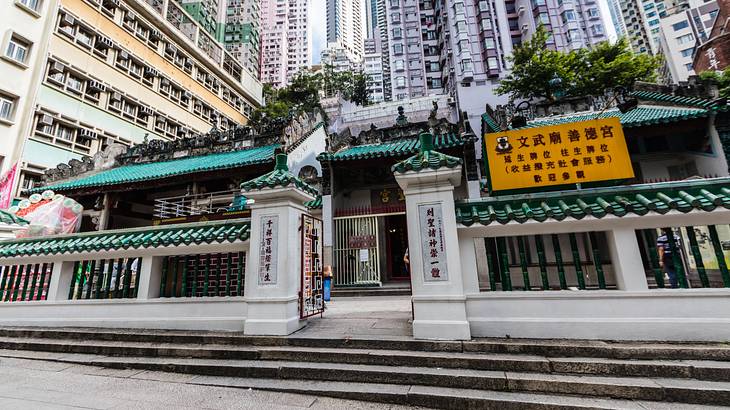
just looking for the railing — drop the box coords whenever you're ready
[1,264,54,302]
[159,252,245,297]
[153,189,245,219]
[67,258,142,300]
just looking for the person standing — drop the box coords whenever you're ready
[656,231,683,288]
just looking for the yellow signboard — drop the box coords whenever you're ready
[484,117,634,191]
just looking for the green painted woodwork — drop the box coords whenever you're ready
[484,238,497,291]
[588,232,606,289]
[685,226,709,287]
[226,253,232,296]
[0,220,250,258]
[708,225,730,287]
[192,257,199,296]
[103,259,114,298]
[95,260,105,299]
[236,252,244,296]
[160,256,169,297]
[215,254,223,295]
[36,263,48,300]
[0,210,28,226]
[32,144,277,193]
[304,196,322,209]
[19,264,31,301]
[241,153,319,196]
[664,228,688,288]
[629,91,729,111]
[496,237,512,291]
[569,234,585,289]
[551,234,568,289]
[456,178,730,226]
[182,256,190,297]
[0,266,9,301]
[75,262,85,300]
[204,255,211,295]
[12,265,24,301]
[642,229,665,288]
[391,133,463,173]
[170,256,178,298]
[317,133,472,162]
[68,262,79,300]
[114,259,124,298]
[517,236,531,290]
[535,235,550,290]
[85,260,96,299]
[122,258,134,298]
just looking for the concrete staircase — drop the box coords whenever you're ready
[0,327,728,409]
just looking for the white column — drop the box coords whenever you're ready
[46,261,76,301]
[606,228,649,291]
[136,256,165,300]
[396,166,471,341]
[243,187,314,335]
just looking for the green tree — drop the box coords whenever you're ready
[496,27,660,101]
[699,68,730,98]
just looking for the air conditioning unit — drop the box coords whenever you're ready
[125,12,136,22]
[160,78,170,86]
[79,129,97,139]
[95,36,113,49]
[521,24,528,33]
[144,66,159,77]
[103,0,120,7]
[61,14,75,27]
[184,60,193,69]
[149,29,162,40]
[111,92,122,101]
[39,114,54,126]
[183,91,192,99]
[59,26,75,38]
[140,106,154,116]
[517,5,525,14]
[118,50,129,60]
[165,43,177,54]
[87,80,106,91]
[49,61,65,74]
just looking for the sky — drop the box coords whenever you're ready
[308,0,618,65]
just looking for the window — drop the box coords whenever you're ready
[392,28,402,39]
[55,124,75,141]
[0,94,15,122]
[453,2,465,14]
[17,0,40,13]
[591,25,603,35]
[680,48,694,58]
[587,8,599,18]
[536,13,549,25]
[460,59,473,72]
[672,20,689,31]
[5,34,30,65]
[567,29,580,42]
[487,57,499,69]
[685,62,693,71]
[389,0,398,7]
[481,18,492,30]
[393,44,403,55]
[394,59,405,70]
[478,1,489,11]
[66,75,83,94]
[484,37,495,49]
[456,21,468,33]
[395,76,406,87]
[391,12,401,23]
[561,10,576,24]
[676,33,694,45]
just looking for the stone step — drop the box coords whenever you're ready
[0,349,728,406]
[0,336,729,381]
[1,326,728,361]
[331,286,412,297]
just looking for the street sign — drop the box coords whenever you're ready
[484,117,634,191]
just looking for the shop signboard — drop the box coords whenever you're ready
[301,214,325,318]
[484,117,634,191]
[258,215,278,285]
[418,203,448,282]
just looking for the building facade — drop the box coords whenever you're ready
[658,0,719,84]
[10,0,263,196]
[222,0,261,79]
[364,38,385,103]
[326,0,365,63]
[693,0,730,72]
[260,0,312,87]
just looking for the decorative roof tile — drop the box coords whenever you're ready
[304,196,322,209]
[317,133,471,162]
[31,144,279,193]
[392,133,463,173]
[0,219,250,258]
[456,178,730,226]
[631,90,728,111]
[241,153,319,197]
[514,106,709,131]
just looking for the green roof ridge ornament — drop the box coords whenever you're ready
[391,132,462,174]
[241,152,319,196]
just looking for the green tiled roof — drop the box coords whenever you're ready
[31,144,279,193]
[0,210,28,226]
[392,133,463,173]
[304,196,322,209]
[456,178,730,226]
[0,219,250,258]
[631,90,728,111]
[318,133,472,162]
[241,153,319,197]
[515,106,709,131]
[482,113,502,133]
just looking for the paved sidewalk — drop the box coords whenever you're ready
[294,296,413,339]
[0,357,418,410]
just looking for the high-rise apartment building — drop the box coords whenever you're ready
[612,0,681,54]
[363,38,385,103]
[260,0,312,87]
[326,0,365,63]
[1,0,262,196]
[365,0,379,37]
[658,0,719,83]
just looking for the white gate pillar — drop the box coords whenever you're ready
[394,133,471,340]
[46,261,76,301]
[606,228,649,291]
[241,154,317,335]
[136,256,165,299]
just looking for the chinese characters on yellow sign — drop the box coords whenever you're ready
[484,117,634,191]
